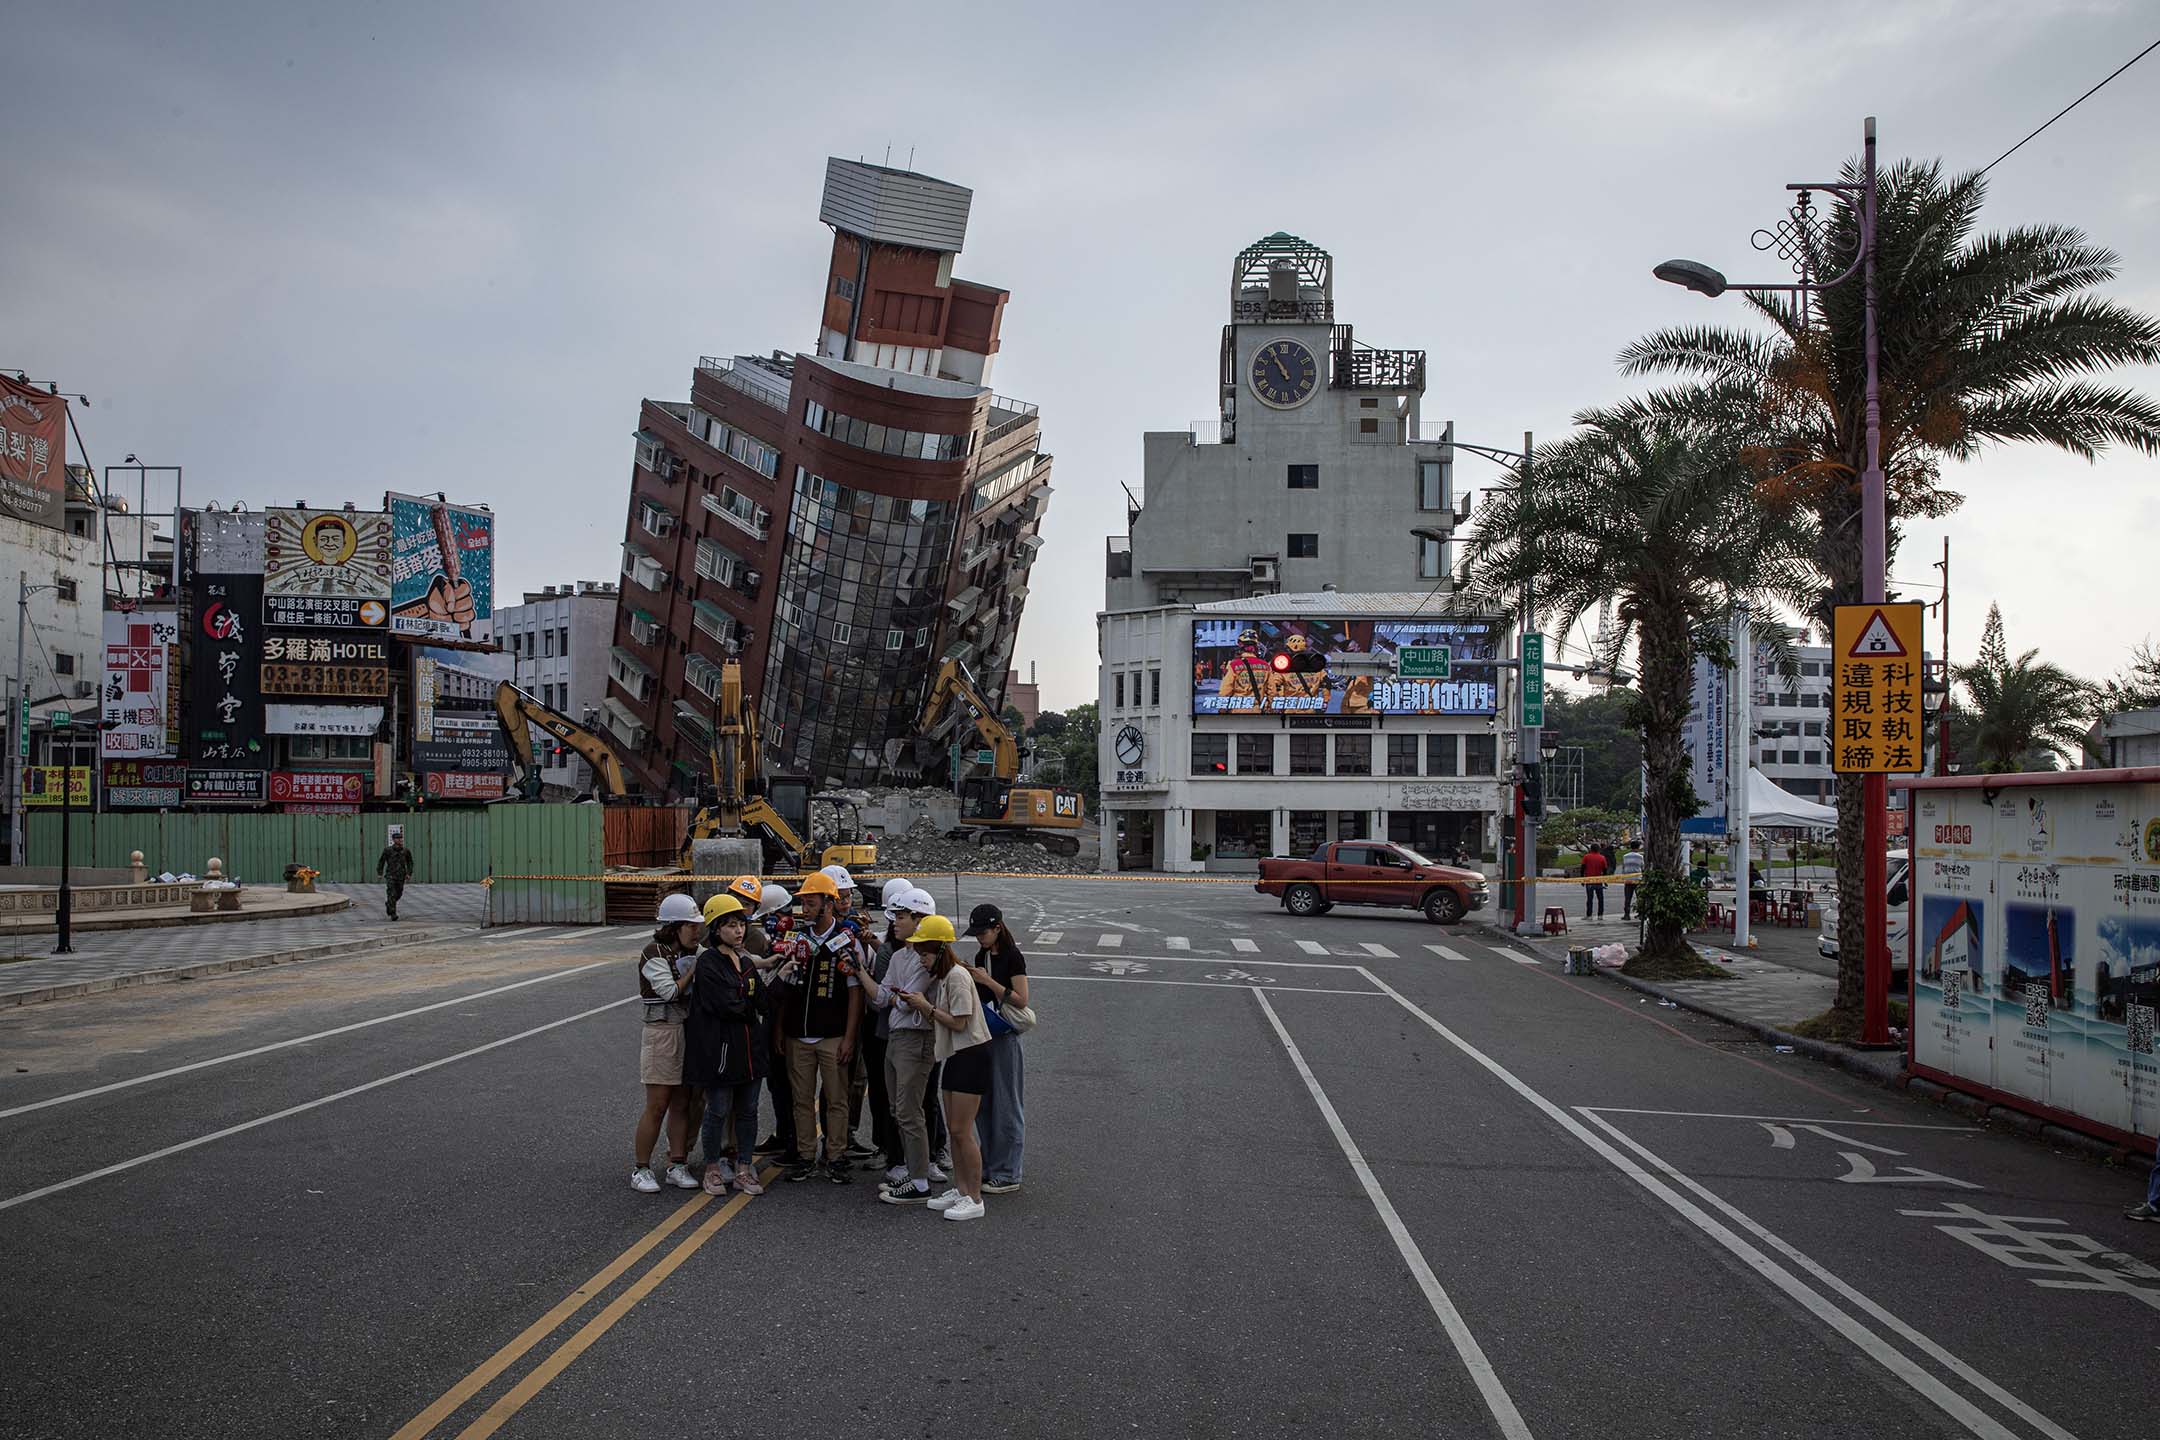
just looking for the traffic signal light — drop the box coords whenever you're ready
[1270,648,1326,675]
[1522,762,1545,819]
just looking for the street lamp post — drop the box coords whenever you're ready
[1654,115,1891,1042]
[49,714,74,954]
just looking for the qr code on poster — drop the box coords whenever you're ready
[2130,1003,2156,1057]
[2023,982,2051,1030]
[1941,970,1961,1011]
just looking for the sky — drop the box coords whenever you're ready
[5,0,2156,712]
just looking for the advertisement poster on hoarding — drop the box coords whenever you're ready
[104,758,185,808]
[423,771,507,801]
[0,374,68,531]
[261,634,389,697]
[412,646,511,773]
[184,572,266,772]
[1680,654,1728,837]
[1191,616,1502,716]
[186,768,268,805]
[263,508,393,628]
[23,766,92,806]
[268,771,365,806]
[101,609,178,759]
[388,492,494,642]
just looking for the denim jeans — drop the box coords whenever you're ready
[2147,1153,2160,1209]
[975,1034,1025,1183]
[701,1078,761,1167]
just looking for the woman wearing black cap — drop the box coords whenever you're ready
[964,903,1029,1193]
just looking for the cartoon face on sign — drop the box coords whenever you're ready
[300,514,357,567]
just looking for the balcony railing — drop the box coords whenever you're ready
[696,356,789,413]
[701,492,770,540]
[984,394,1039,444]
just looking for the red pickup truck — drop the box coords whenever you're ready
[1255,841,1490,925]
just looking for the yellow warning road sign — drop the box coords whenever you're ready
[1831,602,1926,774]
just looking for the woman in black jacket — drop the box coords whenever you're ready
[686,894,772,1195]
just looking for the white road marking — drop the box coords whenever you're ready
[1087,959,1149,976]
[1582,1108,1971,1129]
[481,926,551,942]
[0,959,618,1121]
[0,996,634,1212]
[1359,942,1397,958]
[1230,938,1259,953]
[1251,988,1533,1440]
[1350,966,2060,1440]
[1763,1124,1797,1150]
[1097,933,1123,948]
[1167,936,1191,951]
[1836,1153,1980,1189]
[1029,952,1351,970]
[1427,944,1474,962]
[1295,940,1329,956]
[1031,975,1381,997]
[1484,944,1541,966]
[1035,931,1063,945]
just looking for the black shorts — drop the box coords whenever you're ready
[941,1042,992,1096]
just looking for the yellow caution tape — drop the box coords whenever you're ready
[481,870,1651,888]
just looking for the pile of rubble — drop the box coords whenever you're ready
[870,814,1101,877]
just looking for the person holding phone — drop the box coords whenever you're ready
[868,888,940,1204]
[894,914,991,1222]
[963,903,1030,1194]
[632,894,703,1194]
[685,894,771,1194]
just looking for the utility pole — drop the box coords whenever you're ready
[1515,430,1542,936]
[1936,537,1951,776]
[54,717,73,954]
[10,572,24,868]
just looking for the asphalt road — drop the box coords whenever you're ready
[1,877,2155,1439]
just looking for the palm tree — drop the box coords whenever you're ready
[1452,395,1812,967]
[1621,158,2160,1014]
[1953,604,2096,772]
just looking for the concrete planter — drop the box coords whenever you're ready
[287,879,317,894]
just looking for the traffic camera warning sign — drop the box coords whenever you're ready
[1831,602,1926,774]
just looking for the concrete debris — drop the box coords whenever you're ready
[869,813,1102,877]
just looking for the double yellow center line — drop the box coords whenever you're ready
[392,1169,775,1439]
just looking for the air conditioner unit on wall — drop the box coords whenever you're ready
[1250,557,1278,582]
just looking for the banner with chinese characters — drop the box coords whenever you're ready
[264,704,383,737]
[186,768,267,805]
[0,374,67,531]
[263,508,393,628]
[268,770,366,806]
[412,645,511,773]
[261,633,389,697]
[421,770,506,801]
[1680,653,1728,837]
[101,609,179,759]
[22,765,91,806]
[1908,776,2160,1146]
[1191,616,1503,716]
[1830,603,1926,774]
[388,492,494,642]
[104,758,185,808]
[184,572,266,773]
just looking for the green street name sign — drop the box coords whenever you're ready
[1397,645,1451,679]
[1520,634,1545,727]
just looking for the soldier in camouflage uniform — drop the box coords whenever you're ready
[376,834,414,920]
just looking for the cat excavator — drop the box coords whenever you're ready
[493,683,633,802]
[901,659,1085,856]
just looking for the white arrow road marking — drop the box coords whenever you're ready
[1087,959,1150,976]
[1763,1125,1797,1150]
[1207,968,1274,983]
[1360,942,1397,958]
[1426,944,1474,962]
[1838,1153,1980,1189]
[1295,940,1329,956]
[1230,938,1259,953]
[1167,936,1191,951]
[1035,931,1063,945]
[1096,933,1123,948]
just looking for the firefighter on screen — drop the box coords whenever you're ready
[1267,629,1332,710]
[1218,628,1275,710]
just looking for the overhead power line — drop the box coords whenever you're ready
[1978,35,2159,178]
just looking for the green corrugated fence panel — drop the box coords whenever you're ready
[26,807,519,885]
[487,804,604,925]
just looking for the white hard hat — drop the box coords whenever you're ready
[818,864,857,892]
[757,883,791,917]
[900,887,938,915]
[656,892,702,924]
[879,876,915,908]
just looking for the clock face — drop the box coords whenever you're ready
[1249,338,1319,408]
[1114,724,1145,767]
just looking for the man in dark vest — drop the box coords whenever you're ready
[376,832,414,920]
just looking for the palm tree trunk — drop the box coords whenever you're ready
[1636,607,1693,959]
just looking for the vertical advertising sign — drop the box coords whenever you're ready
[1680,654,1728,837]
[0,374,68,531]
[262,508,393,629]
[388,492,494,643]
[101,609,179,759]
[184,573,266,775]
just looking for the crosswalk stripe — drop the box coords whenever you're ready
[1167,937,1191,951]
[1427,944,1473,961]
[1295,939,1329,956]
[1230,938,1259,953]
[1036,931,1063,945]
[1360,942,1397,958]
[1097,933,1123,948]
[1485,944,1541,966]
[484,927,551,942]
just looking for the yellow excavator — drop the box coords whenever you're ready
[493,683,634,801]
[906,658,1085,856]
[680,653,877,874]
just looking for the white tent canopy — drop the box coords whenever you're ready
[1746,767,1837,829]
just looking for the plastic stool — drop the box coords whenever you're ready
[1542,906,1569,936]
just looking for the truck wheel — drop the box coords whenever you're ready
[1284,884,1324,917]
[1423,889,1465,925]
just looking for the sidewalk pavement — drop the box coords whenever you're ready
[0,886,352,937]
[0,882,488,1007]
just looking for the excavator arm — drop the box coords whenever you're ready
[914,659,1020,780]
[492,682,632,800]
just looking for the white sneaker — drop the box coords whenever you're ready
[630,1166,661,1193]
[884,1165,908,1185]
[925,1188,965,1212]
[664,1163,701,1190]
[928,1164,949,1183]
[942,1196,986,1222]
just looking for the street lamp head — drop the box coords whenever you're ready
[1654,259,1728,298]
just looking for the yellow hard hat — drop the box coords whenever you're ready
[727,874,762,904]
[796,871,841,899]
[910,914,957,943]
[702,893,746,922]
